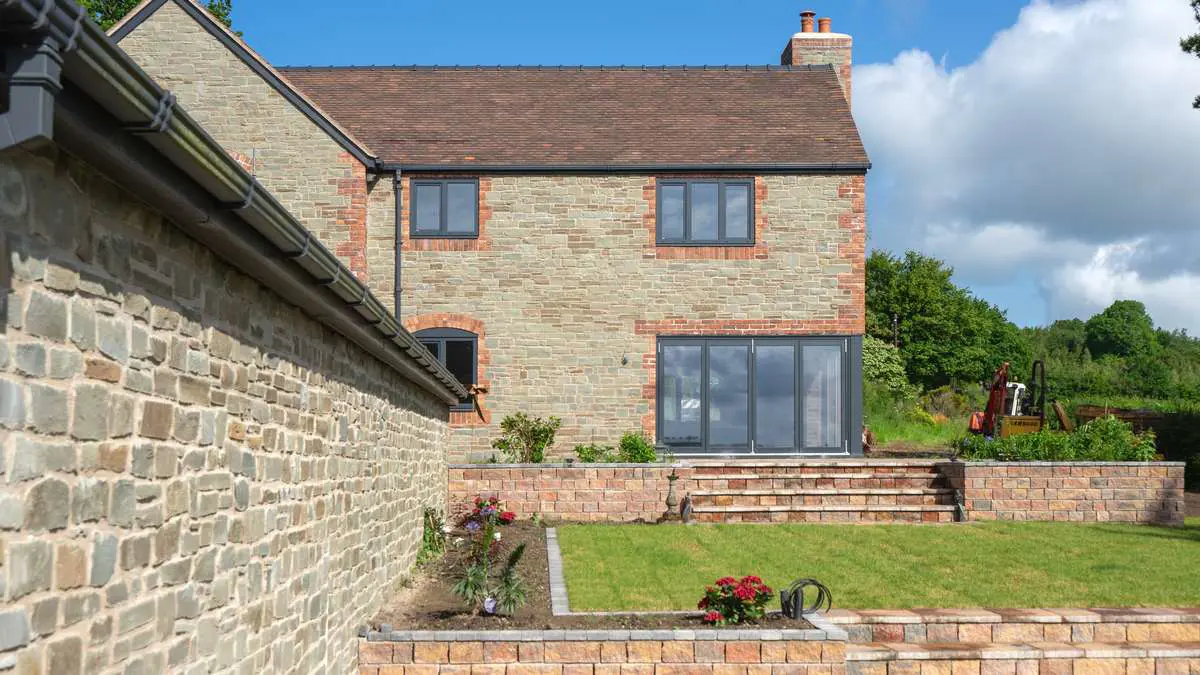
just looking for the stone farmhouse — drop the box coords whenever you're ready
[112,0,870,461]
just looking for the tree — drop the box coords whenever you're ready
[866,250,1029,389]
[80,0,234,31]
[1084,300,1157,359]
[1184,0,1200,108]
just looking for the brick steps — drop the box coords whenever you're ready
[685,461,959,523]
[691,488,955,508]
[690,504,958,523]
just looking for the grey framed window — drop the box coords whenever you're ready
[656,180,754,245]
[657,336,848,454]
[410,179,479,238]
[415,328,477,411]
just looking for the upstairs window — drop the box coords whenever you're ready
[415,328,477,411]
[657,179,754,245]
[411,179,479,238]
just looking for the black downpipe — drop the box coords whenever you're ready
[393,169,402,317]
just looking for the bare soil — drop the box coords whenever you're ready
[372,522,810,631]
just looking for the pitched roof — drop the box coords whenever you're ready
[279,65,869,170]
[110,0,377,167]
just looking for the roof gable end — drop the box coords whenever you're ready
[110,0,377,168]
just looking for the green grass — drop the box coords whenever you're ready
[557,519,1200,610]
[867,414,966,449]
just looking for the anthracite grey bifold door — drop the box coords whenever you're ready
[657,337,848,455]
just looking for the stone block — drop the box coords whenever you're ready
[71,382,110,440]
[26,477,70,531]
[725,643,761,664]
[0,609,31,651]
[90,533,118,586]
[140,400,174,440]
[45,634,83,675]
[31,596,59,636]
[14,342,46,376]
[26,290,68,341]
[55,541,87,589]
[8,539,52,598]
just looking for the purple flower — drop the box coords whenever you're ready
[483,597,498,614]
[465,521,480,532]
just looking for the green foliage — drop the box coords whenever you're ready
[491,413,562,463]
[416,507,447,566]
[1183,0,1200,108]
[1085,300,1157,359]
[81,0,237,31]
[574,443,617,463]
[955,415,1156,462]
[617,432,657,463]
[450,518,528,616]
[866,250,1029,389]
[863,335,911,396]
[863,381,965,449]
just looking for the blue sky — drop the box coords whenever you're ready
[232,1,1200,333]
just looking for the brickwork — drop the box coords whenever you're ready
[0,146,449,673]
[782,36,854,102]
[358,636,845,675]
[398,176,495,253]
[366,176,398,313]
[827,609,1200,645]
[404,313,493,427]
[847,643,1200,675]
[400,175,865,461]
[946,462,1186,525]
[117,0,372,281]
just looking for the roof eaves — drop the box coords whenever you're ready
[109,0,380,170]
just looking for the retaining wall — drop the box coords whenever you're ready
[357,630,846,675]
[945,462,1186,525]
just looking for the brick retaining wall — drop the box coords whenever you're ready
[357,631,845,675]
[945,462,1186,525]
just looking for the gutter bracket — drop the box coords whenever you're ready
[219,176,258,211]
[124,89,176,135]
[284,233,313,260]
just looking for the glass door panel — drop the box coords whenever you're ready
[660,344,703,448]
[708,343,750,449]
[802,344,844,450]
[754,343,797,452]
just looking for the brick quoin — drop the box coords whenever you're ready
[400,175,493,252]
[641,176,771,260]
[405,313,491,427]
[333,152,369,281]
[836,175,866,334]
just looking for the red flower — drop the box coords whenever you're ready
[715,577,737,587]
[499,511,517,523]
[702,611,722,625]
[697,597,709,609]
[741,575,763,584]
[734,584,756,601]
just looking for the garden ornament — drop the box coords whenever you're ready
[780,578,832,619]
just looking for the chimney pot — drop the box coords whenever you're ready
[800,10,816,33]
[818,17,832,33]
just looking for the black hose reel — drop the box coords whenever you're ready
[780,578,833,619]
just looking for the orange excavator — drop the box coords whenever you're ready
[968,361,1072,438]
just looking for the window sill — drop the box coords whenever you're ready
[410,234,481,240]
[655,241,756,247]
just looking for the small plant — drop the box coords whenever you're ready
[574,443,617,463]
[416,507,449,565]
[451,505,527,616]
[955,415,1156,462]
[492,412,562,463]
[697,576,774,626]
[618,431,657,463]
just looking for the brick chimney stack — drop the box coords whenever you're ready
[781,11,853,104]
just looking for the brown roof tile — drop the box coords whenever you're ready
[279,65,869,169]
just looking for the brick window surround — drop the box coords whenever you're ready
[643,176,770,260]
[405,313,491,427]
[399,176,493,252]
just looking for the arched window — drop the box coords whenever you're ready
[414,328,477,411]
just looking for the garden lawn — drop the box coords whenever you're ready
[556,518,1200,610]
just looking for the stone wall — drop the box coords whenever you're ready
[0,146,449,673]
[400,174,866,462]
[947,462,1186,525]
[116,0,374,284]
[357,633,846,675]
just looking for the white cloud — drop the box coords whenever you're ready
[855,0,1200,331]
[1046,241,1200,335]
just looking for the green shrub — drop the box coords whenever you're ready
[863,335,912,397]
[491,413,562,463]
[618,432,657,463]
[416,507,447,565]
[955,415,1156,462]
[574,443,617,463]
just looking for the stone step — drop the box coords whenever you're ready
[692,488,953,496]
[689,474,950,491]
[689,504,959,524]
[691,472,945,480]
[690,490,955,508]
